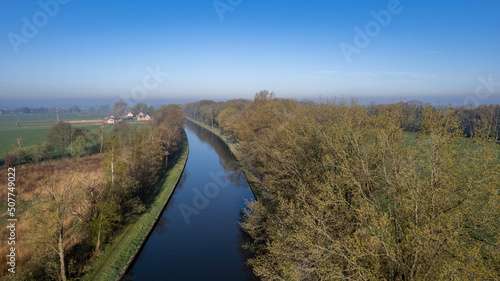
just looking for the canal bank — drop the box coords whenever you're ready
[184,117,261,196]
[123,121,258,280]
[84,131,189,281]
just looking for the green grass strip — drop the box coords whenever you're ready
[82,131,189,281]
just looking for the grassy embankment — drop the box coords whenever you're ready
[185,117,261,195]
[82,131,189,281]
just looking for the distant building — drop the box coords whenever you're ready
[123,112,134,120]
[136,112,151,121]
[107,118,116,125]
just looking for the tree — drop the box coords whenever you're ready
[153,104,185,153]
[47,122,73,157]
[30,143,47,163]
[113,121,134,150]
[475,104,500,140]
[70,135,86,158]
[71,170,119,256]
[113,100,127,118]
[217,107,239,139]
[102,136,144,222]
[146,105,155,116]
[32,175,79,281]
[254,90,275,102]
[130,102,147,116]
[69,105,81,113]
[130,103,155,117]
[240,101,500,280]
[127,127,164,199]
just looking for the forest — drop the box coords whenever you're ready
[0,104,185,280]
[185,91,500,280]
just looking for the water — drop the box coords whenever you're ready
[122,121,258,281]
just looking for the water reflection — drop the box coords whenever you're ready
[185,120,246,188]
[122,122,258,281]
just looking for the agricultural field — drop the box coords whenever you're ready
[0,112,147,160]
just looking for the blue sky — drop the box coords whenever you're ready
[1,0,500,106]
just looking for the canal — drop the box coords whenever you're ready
[123,121,258,280]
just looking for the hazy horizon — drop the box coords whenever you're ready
[2,94,500,111]
[1,1,499,107]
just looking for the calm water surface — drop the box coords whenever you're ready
[122,121,258,281]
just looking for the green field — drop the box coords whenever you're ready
[0,112,147,159]
[0,113,100,158]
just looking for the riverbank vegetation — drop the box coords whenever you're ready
[185,92,500,280]
[82,129,188,281]
[0,104,185,280]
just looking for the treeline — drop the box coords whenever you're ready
[186,97,500,142]
[184,98,250,139]
[1,104,185,280]
[1,105,111,115]
[130,102,155,117]
[185,92,500,280]
[374,101,500,140]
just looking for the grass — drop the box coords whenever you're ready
[0,128,52,157]
[81,131,189,281]
[0,112,148,159]
[0,112,102,158]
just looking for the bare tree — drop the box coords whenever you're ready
[113,100,127,118]
[32,175,78,281]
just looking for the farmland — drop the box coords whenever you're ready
[0,112,147,160]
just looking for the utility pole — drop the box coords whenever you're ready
[56,108,59,122]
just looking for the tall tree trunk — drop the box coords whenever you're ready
[111,152,114,186]
[95,218,102,256]
[100,127,104,153]
[58,224,67,281]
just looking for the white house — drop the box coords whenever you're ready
[137,112,151,121]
